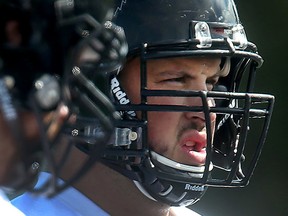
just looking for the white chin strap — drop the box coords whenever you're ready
[133,151,213,202]
[150,151,213,178]
[133,180,157,202]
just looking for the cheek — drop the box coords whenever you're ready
[146,96,183,137]
[147,112,172,152]
[148,96,187,106]
[147,111,180,143]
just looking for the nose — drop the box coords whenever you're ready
[184,92,217,127]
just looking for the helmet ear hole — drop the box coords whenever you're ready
[212,85,230,108]
[212,84,227,92]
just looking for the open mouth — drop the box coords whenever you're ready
[180,130,207,165]
[182,145,207,165]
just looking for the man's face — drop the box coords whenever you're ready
[119,57,226,167]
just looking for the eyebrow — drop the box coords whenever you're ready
[155,70,196,80]
[155,69,225,82]
[152,59,225,79]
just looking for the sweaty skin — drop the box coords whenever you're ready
[119,57,227,166]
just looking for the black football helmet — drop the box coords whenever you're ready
[0,0,127,195]
[82,0,274,206]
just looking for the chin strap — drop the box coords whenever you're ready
[150,151,213,178]
[132,151,212,206]
[133,180,157,202]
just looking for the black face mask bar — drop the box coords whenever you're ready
[0,0,127,196]
[103,40,274,190]
[29,19,127,196]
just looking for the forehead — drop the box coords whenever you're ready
[121,56,222,78]
[146,57,222,77]
[147,56,221,67]
[126,56,221,67]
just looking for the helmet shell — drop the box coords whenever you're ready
[113,0,240,53]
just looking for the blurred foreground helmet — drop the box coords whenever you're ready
[0,0,127,195]
[87,0,275,206]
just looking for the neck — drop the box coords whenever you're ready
[57,145,171,216]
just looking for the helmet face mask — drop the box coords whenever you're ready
[39,0,129,196]
[0,0,128,195]
[96,0,275,206]
[0,0,274,207]
[104,53,274,206]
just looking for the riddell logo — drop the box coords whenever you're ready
[184,184,205,192]
[111,77,136,117]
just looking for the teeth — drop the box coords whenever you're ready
[185,141,195,147]
[184,143,195,152]
[185,141,206,152]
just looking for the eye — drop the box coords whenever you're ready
[153,72,189,89]
[164,76,186,83]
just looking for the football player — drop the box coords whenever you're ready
[12,0,274,216]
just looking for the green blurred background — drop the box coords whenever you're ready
[193,1,288,216]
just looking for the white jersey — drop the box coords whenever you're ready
[11,172,108,216]
[11,172,202,216]
[171,206,201,216]
[0,189,25,216]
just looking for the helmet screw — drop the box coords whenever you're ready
[81,30,90,37]
[200,23,207,31]
[35,80,44,90]
[31,162,40,171]
[129,132,138,141]
[72,66,81,75]
[71,129,79,136]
